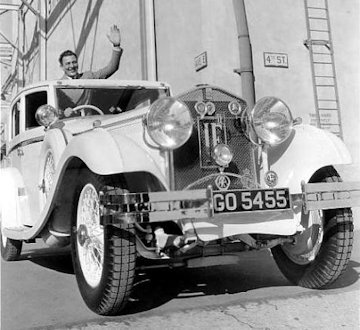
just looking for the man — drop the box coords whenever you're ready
[57,25,122,116]
[59,24,123,79]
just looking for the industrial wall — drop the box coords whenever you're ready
[1,0,359,165]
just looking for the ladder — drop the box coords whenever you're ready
[304,0,343,139]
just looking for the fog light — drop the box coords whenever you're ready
[213,144,233,167]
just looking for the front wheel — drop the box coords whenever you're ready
[271,168,354,288]
[71,170,136,315]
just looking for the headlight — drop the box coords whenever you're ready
[35,104,59,128]
[251,97,293,145]
[146,97,193,149]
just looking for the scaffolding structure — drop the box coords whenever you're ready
[0,0,46,100]
[0,2,20,99]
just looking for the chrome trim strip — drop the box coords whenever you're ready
[8,136,44,154]
[166,150,175,190]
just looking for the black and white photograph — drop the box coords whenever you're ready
[0,0,359,329]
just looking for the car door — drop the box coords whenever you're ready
[7,98,22,171]
[14,89,48,226]
[6,96,32,227]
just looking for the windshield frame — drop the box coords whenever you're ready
[54,85,170,118]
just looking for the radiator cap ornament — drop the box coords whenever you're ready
[264,170,278,187]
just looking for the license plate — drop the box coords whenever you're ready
[212,188,290,214]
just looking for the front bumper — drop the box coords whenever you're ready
[100,182,360,235]
[301,181,360,212]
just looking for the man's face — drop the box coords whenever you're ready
[61,55,79,78]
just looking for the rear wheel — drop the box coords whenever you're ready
[272,167,354,288]
[71,170,136,315]
[1,229,22,261]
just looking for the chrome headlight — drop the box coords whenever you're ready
[145,97,193,149]
[35,104,59,128]
[251,97,293,145]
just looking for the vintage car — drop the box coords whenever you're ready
[0,79,359,315]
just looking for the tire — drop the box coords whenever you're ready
[271,167,354,289]
[71,170,136,315]
[1,230,22,261]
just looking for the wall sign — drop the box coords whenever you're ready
[264,52,288,68]
[195,52,208,71]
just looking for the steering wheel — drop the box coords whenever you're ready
[66,104,104,117]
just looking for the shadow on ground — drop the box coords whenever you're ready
[19,244,360,316]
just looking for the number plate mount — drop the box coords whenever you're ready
[212,188,291,214]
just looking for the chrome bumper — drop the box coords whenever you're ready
[100,181,360,226]
[301,181,360,213]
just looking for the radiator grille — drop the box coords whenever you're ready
[173,85,258,190]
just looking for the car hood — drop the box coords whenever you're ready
[58,107,148,135]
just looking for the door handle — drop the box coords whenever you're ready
[17,148,24,157]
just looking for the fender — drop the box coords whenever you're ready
[3,127,168,240]
[0,167,31,230]
[268,124,352,193]
[58,127,168,187]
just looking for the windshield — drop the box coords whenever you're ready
[56,86,169,118]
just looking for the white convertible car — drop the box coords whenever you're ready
[1,79,359,315]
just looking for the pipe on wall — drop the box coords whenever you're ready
[232,0,255,108]
[139,0,157,81]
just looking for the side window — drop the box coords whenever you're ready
[11,100,21,138]
[25,91,48,129]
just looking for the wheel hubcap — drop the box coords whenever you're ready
[77,224,89,247]
[76,183,104,287]
[43,151,55,198]
[282,210,324,265]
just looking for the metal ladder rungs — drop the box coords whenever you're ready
[310,29,329,33]
[304,0,342,138]
[313,61,332,64]
[315,75,335,78]
[318,99,338,102]
[307,39,331,46]
[312,52,332,55]
[308,16,328,20]
[307,6,327,10]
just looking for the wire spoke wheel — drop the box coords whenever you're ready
[76,183,104,287]
[282,210,324,265]
[71,170,136,315]
[271,167,354,289]
[43,151,56,198]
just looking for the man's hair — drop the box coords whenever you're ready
[59,50,77,65]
